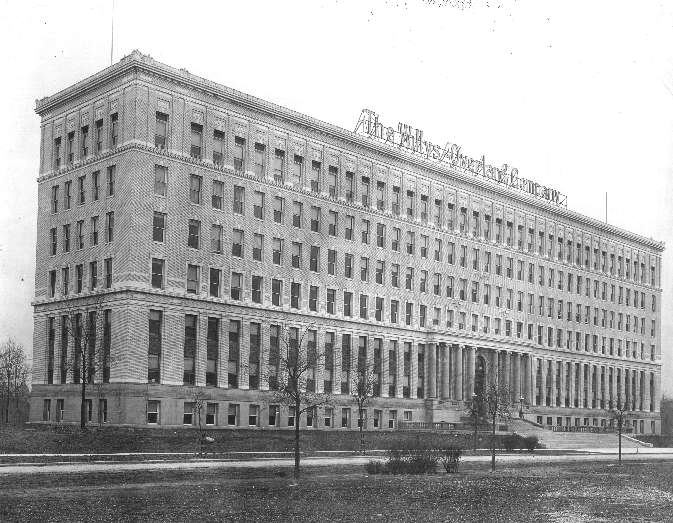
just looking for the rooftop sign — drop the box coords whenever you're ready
[354,109,567,208]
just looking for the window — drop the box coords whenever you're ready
[186,264,199,294]
[155,112,168,148]
[248,405,259,426]
[154,165,167,196]
[345,215,354,240]
[253,142,266,177]
[390,300,399,323]
[210,268,221,297]
[252,233,263,261]
[228,404,239,425]
[183,402,195,425]
[310,246,320,272]
[51,185,59,213]
[272,238,283,265]
[375,297,384,321]
[376,260,384,284]
[63,224,70,252]
[148,311,161,383]
[327,288,336,314]
[43,399,51,421]
[273,196,284,223]
[106,165,115,196]
[311,206,321,232]
[75,264,83,293]
[189,174,202,204]
[105,212,114,242]
[61,267,69,296]
[147,401,160,424]
[67,131,74,164]
[253,191,265,219]
[329,211,338,236]
[273,149,285,182]
[151,258,164,289]
[211,129,225,166]
[292,154,303,185]
[291,282,301,309]
[268,405,280,426]
[310,160,321,192]
[360,294,369,319]
[293,201,303,228]
[53,137,62,169]
[360,257,369,281]
[90,216,99,245]
[190,123,203,159]
[89,261,98,290]
[211,225,223,254]
[78,175,86,204]
[232,229,244,257]
[344,291,352,316]
[292,242,302,268]
[230,272,243,300]
[309,285,319,311]
[187,219,201,249]
[109,112,118,147]
[50,228,57,255]
[206,403,218,425]
[342,408,351,428]
[104,258,112,288]
[328,165,338,197]
[344,254,353,278]
[406,231,415,255]
[272,279,282,306]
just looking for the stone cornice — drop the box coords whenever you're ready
[35,51,665,252]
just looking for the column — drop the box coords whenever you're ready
[540,358,547,407]
[465,346,475,399]
[454,345,464,400]
[635,370,642,411]
[239,320,250,390]
[513,353,521,400]
[410,342,418,399]
[569,361,576,408]
[550,360,557,407]
[440,343,450,400]
[526,354,534,405]
[577,363,584,409]
[619,367,626,407]
[381,338,389,398]
[489,349,498,386]
[559,361,567,408]
[642,371,651,412]
[654,373,661,412]
[427,342,437,399]
[395,341,404,399]
[332,333,342,396]
[504,351,512,398]
[260,323,270,391]
[587,364,594,409]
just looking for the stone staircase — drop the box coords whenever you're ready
[508,419,650,449]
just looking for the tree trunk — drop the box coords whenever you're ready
[491,413,496,472]
[359,407,365,455]
[294,397,300,478]
[5,372,10,424]
[618,425,622,464]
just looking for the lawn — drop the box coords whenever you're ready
[1,461,672,522]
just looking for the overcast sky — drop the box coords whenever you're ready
[1,0,671,394]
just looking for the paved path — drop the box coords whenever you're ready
[1,449,673,475]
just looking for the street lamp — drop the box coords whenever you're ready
[519,395,524,419]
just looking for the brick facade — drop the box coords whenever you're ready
[31,51,664,434]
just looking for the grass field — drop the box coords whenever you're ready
[1,460,672,521]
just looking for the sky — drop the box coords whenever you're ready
[0,0,672,394]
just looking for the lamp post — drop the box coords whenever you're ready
[519,395,524,419]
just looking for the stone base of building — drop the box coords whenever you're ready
[30,384,661,434]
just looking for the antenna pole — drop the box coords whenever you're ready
[110,0,114,65]
[605,192,608,223]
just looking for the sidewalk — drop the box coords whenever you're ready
[1,448,672,475]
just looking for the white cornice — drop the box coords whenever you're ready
[35,51,665,252]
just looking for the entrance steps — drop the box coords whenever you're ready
[508,419,649,449]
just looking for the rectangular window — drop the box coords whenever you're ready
[75,264,83,293]
[212,129,225,166]
[253,142,266,177]
[292,242,302,268]
[189,174,202,204]
[310,160,321,192]
[151,258,164,289]
[252,233,263,261]
[272,238,283,265]
[155,112,168,148]
[190,123,203,159]
[309,285,318,311]
[292,154,303,185]
[104,258,112,288]
[66,131,74,164]
[186,264,199,294]
[188,219,201,249]
[273,149,285,182]
[212,180,224,210]
[328,165,338,197]
[211,224,223,254]
[78,175,86,204]
[209,268,221,297]
[327,288,336,314]
[89,261,98,290]
[106,165,115,196]
[252,275,263,303]
[105,212,115,242]
[147,400,160,424]
[291,282,301,309]
[183,314,197,385]
[293,201,303,228]
[311,206,321,232]
[154,165,167,196]
[230,272,243,300]
[62,224,70,253]
[232,229,244,257]
[272,279,282,306]
[253,191,265,219]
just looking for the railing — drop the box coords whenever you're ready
[397,421,456,431]
[549,425,633,434]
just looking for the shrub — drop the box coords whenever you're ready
[503,434,524,452]
[523,436,539,452]
[364,460,385,475]
[383,446,440,474]
[440,447,462,473]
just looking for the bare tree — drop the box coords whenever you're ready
[609,400,630,464]
[187,387,209,456]
[60,296,109,429]
[271,324,330,479]
[483,382,512,472]
[352,363,377,455]
[0,338,30,425]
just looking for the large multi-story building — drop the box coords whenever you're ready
[31,51,664,433]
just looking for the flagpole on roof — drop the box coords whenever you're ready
[111,0,114,65]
